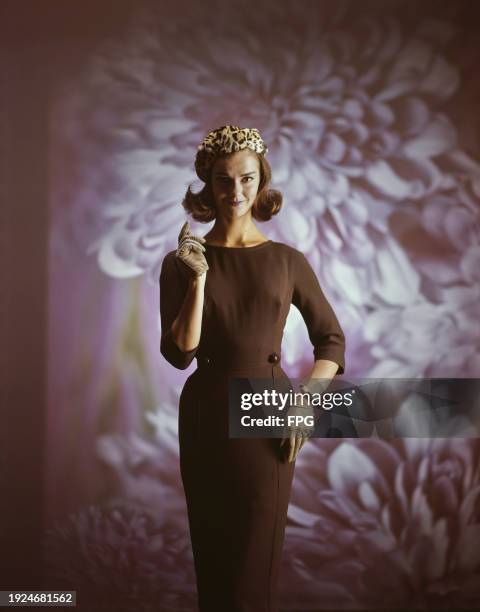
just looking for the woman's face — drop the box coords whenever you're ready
[211,149,261,221]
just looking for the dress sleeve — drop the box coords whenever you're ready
[291,250,346,374]
[159,251,199,370]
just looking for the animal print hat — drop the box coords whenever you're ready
[195,124,269,182]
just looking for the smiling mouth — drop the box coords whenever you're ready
[230,201,244,206]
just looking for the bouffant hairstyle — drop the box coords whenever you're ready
[182,151,283,223]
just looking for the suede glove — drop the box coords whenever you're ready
[280,388,315,462]
[175,221,209,277]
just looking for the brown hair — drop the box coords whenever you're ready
[182,152,283,223]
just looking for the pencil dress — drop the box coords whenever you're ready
[159,240,345,612]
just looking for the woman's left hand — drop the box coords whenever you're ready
[280,401,314,462]
[280,431,309,463]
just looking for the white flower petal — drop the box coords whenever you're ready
[364,308,398,342]
[326,259,368,305]
[358,480,381,511]
[97,231,146,278]
[328,442,378,493]
[288,503,319,528]
[416,254,464,285]
[366,159,421,199]
[419,55,460,99]
[444,206,477,250]
[369,358,421,378]
[371,237,420,305]
[402,115,457,158]
[395,96,430,135]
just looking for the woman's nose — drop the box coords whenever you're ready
[229,186,243,198]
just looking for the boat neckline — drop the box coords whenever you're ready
[204,240,273,250]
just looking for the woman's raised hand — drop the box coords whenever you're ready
[176,221,209,278]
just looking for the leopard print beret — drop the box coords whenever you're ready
[195,124,269,182]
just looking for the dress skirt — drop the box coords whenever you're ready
[178,357,295,612]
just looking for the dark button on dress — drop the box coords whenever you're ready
[159,240,345,612]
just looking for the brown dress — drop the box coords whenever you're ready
[159,240,345,612]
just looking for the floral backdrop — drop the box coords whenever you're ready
[45,0,480,610]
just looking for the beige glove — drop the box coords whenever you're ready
[176,221,209,277]
[280,393,315,462]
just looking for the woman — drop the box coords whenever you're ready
[159,125,345,612]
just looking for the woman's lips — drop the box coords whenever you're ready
[230,201,244,206]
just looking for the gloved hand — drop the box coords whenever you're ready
[176,221,209,278]
[280,393,315,463]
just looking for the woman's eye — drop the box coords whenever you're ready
[217,176,254,183]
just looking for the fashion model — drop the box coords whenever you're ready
[159,125,345,612]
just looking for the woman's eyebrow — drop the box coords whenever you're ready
[214,171,257,177]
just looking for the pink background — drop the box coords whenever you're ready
[34,0,480,609]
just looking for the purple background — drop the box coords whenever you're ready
[32,0,480,609]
